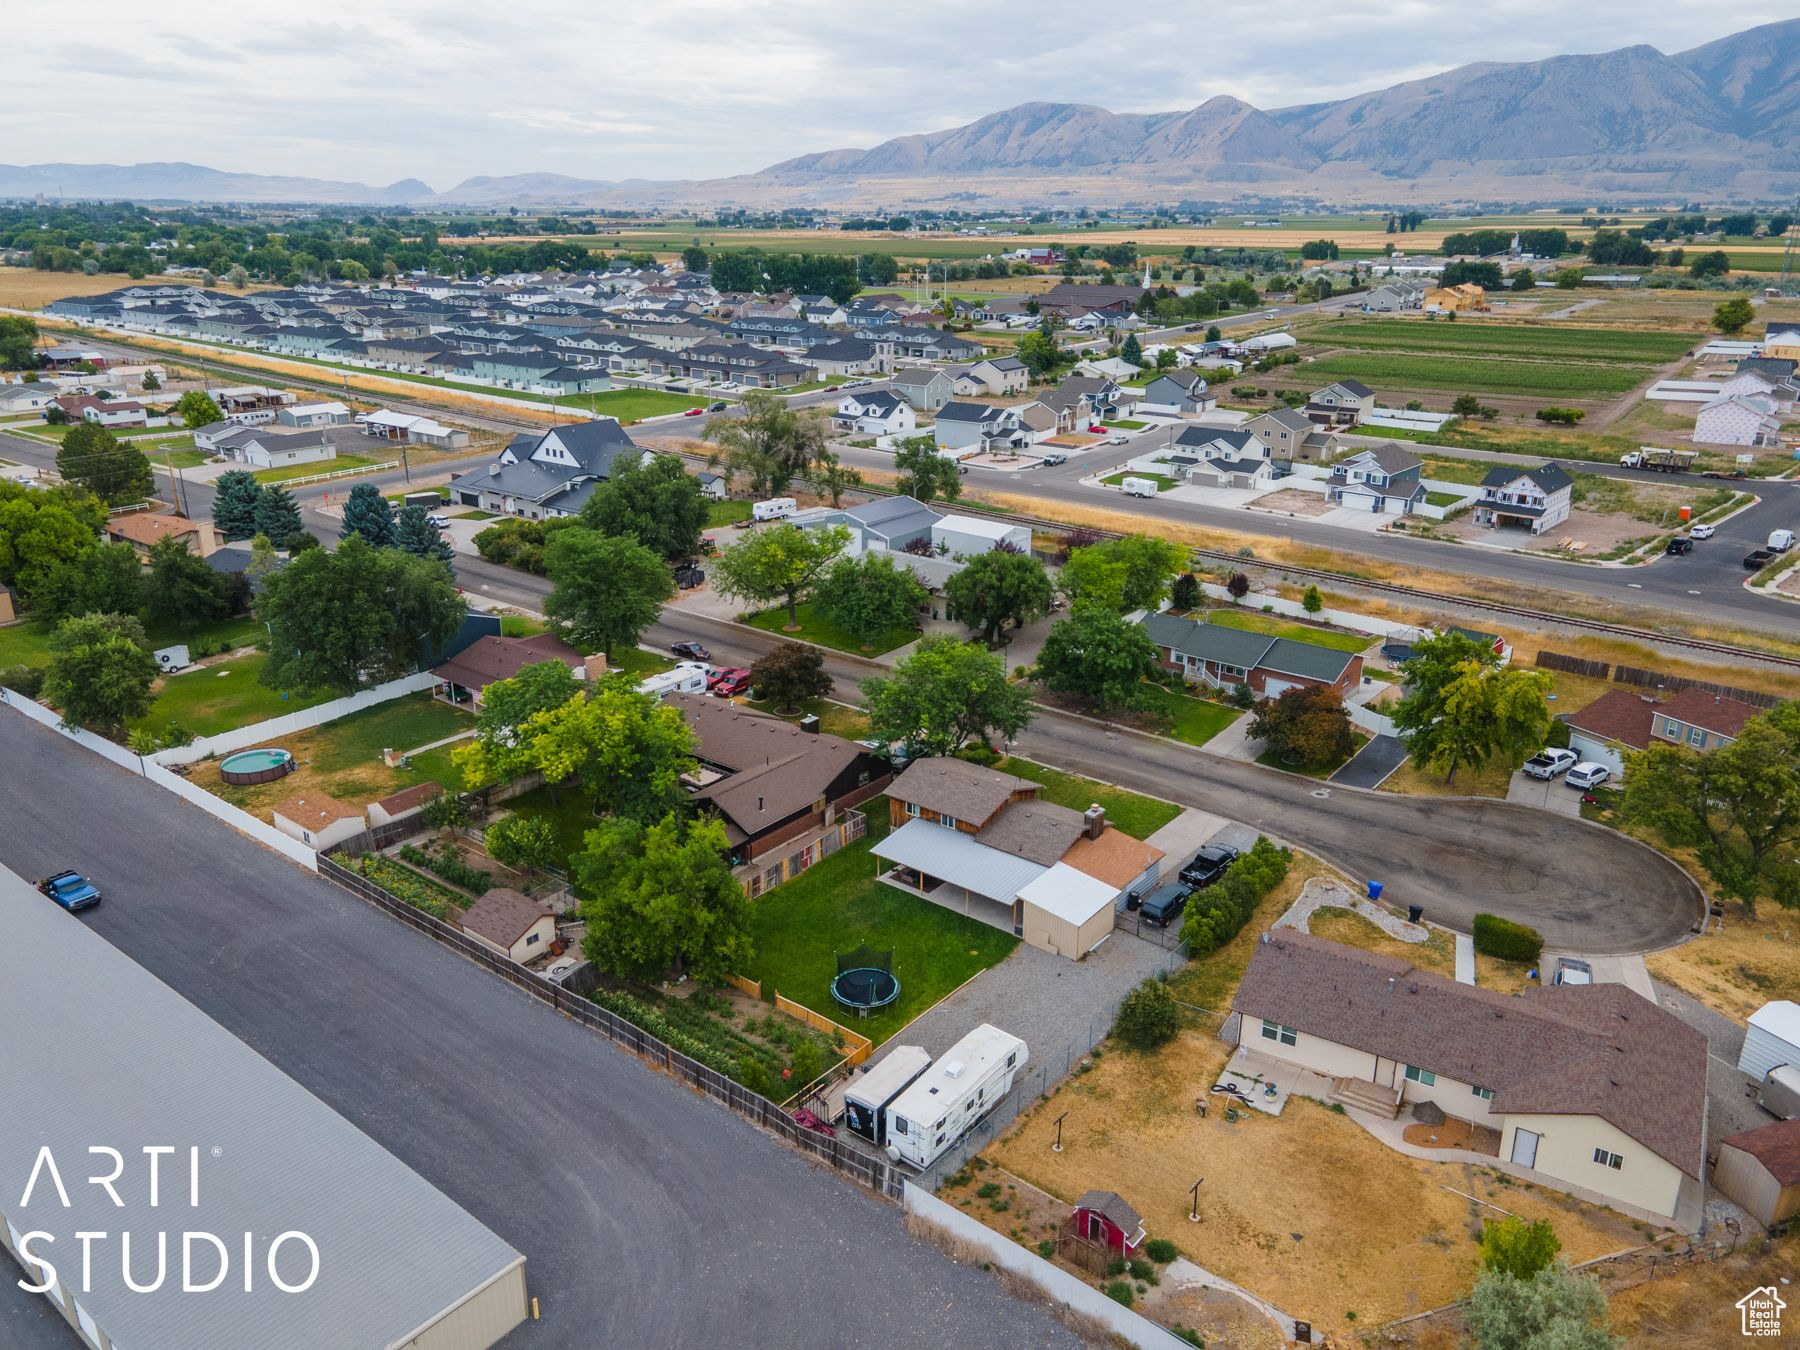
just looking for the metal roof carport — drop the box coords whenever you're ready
[0,865,527,1350]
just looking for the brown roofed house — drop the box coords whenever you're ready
[367,781,443,828]
[431,632,591,710]
[1712,1119,1800,1227]
[104,513,219,558]
[270,792,367,851]
[1565,686,1761,776]
[456,886,556,964]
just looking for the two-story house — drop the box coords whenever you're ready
[1137,368,1214,414]
[1165,426,1273,490]
[1472,463,1572,535]
[1693,392,1783,448]
[933,401,1030,454]
[1328,444,1427,514]
[1244,407,1342,464]
[953,356,1030,398]
[832,389,916,437]
[1305,379,1377,428]
[449,419,651,519]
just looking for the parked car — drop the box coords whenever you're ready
[1137,881,1191,929]
[708,400,727,411]
[1565,762,1612,790]
[1689,522,1716,540]
[38,870,100,912]
[1552,957,1593,986]
[1087,424,1105,434]
[670,640,711,661]
[1522,748,1578,780]
[708,667,753,697]
[1107,434,1130,445]
[1179,844,1240,889]
[1665,536,1692,555]
[824,385,840,392]
[1040,451,1068,466]
[682,407,705,417]
[1745,548,1777,570]
[427,513,451,529]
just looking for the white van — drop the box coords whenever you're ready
[753,497,797,522]
[1769,529,1795,553]
[637,661,709,701]
[1120,476,1158,498]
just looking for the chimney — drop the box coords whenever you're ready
[1083,803,1105,840]
[583,653,608,681]
[1388,976,1397,993]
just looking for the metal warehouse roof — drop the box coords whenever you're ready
[0,866,523,1350]
[871,818,1046,902]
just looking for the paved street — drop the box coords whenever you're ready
[0,712,1081,1350]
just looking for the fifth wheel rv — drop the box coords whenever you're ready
[842,1046,931,1146]
[884,1024,1027,1168]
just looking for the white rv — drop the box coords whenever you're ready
[843,1046,931,1146]
[753,497,798,522]
[638,661,709,701]
[884,1024,1027,1168]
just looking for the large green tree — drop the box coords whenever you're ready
[578,454,706,560]
[252,484,304,549]
[33,540,143,623]
[393,502,454,566]
[211,470,263,540]
[42,612,159,736]
[943,547,1054,645]
[521,676,697,824]
[1056,536,1185,613]
[811,552,926,649]
[452,658,584,794]
[893,435,962,506]
[1394,647,1552,784]
[257,535,465,694]
[175,390,223,430]
[0,315,38,371]
[574,813,753,984]
[543,528,673,658]
[712,522,848,628]
[56,422,153,505]
[1035,604,1157,709]
[705,391,825,497]
[0,482,104,609]
[339,482,395,547]
[860,634,1032,759]
[1713,296,1755,335]
[144,533,234,629]
[748,641,831,714]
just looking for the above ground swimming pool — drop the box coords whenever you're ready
[218,747,295,785]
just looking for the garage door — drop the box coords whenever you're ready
[1262,677,1305,699]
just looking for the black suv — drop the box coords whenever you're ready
[1665,536,1692,556]
[1178,844,1240,889]
[1137,881,1192,928]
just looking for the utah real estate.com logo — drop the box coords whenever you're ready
[1739,1286,1787,1338]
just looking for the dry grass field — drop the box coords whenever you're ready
[1647,917,1800,1023]
[1306,904,1533,993]
[0,269,279,310]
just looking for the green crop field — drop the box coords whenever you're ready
[1299,353,1645,398]
[1303,320,1692,364]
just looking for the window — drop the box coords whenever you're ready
[1472,1086,1493,1100]
[892,1116,907,1136]
[1404,1065,1437,1087]
[525,932,540,947]
[1260,1021,1297,1046]
[1687,727,1706,747]
[1593,1148,1624,1170]
[941,815,958,831]
[905,801,921,818]
[1663,718,1680,737]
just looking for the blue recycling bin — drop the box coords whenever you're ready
[1366,881,1384,902]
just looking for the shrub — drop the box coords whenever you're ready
[484,813,557,870]
[1106,1256,1128,1277]
[419,792,468,831]
[1103,1281,1134,1307]
[1143,1238,1179,1263]
[1473,913,1543,965]
[977,1181,1003,1199]
[1301,584,1323,614]
[1037,1239,1057,1259]
[1480,1216,1562,1279]
[1535,407,1585,425]
[1181,837,1291,956]
[1226,571,1250,601]
[398,842,493,895]
[736,1054,775,1099]
[789,1039,825,1086]
[1114,978,1181,1049]
[1170,572,1201,610]
[1128,1258,1157,1283]
[0,664,47,698]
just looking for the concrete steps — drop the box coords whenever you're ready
[1331,1076,1403,1118]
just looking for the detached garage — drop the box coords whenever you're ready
[1713,1120,1800,1228]
[1741,1002,1800,1080]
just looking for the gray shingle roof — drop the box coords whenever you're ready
[886,758,1038,828]
[1481,462,1572,493]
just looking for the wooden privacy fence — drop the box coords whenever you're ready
[723,972,762,999]
[1611,664,1781,709]
[1535,650,1610,679]
[318,855,904,1202]
[776,992,873,1067]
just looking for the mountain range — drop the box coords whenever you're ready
[5,21,1797,209]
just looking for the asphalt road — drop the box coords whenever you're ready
[0,712,1082,1350]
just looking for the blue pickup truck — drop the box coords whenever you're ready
[38,870,101,912]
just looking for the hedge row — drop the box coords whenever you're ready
[1473,913,1543,965]
[1180,837,1292,956]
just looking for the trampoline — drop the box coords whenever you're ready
[830,945,900,1016]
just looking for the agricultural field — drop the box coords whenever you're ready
[1302,319,1692,364]
[1298,353,1647,398]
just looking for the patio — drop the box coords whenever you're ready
[877,863,1017,934]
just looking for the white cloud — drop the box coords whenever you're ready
[3,1,1789,190]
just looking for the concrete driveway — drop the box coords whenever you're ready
[1507,769,1585,818]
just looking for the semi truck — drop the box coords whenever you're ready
[1619,448,1698,472]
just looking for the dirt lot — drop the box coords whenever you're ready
[1436,509,1654,556]
[1402,1117,1501,1155]
[1246,487,1334,517]
[1646,915,1800,1022]
[1304,904,1532,994]
[986,1030,1643,1336]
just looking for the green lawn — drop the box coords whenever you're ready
[137,651,336,737]
[739,805,1018,1044]
[309,694,471,774]
[159,448,214,469]
[492,783,605,868]
[1108,419,1148,430]
[1202,609,1375,654]
[1299,353,1644,398]
[1424,490,1467,508]
[1417,455,1495,486]
[745,601,918,656]
[1255,731,1369,780]
[453,509,499,520]
[0,612,265,673]
[1134,683,1242,748]
[743,695,871,741]
[0,621,55,670]
[578,389,713,420]
[996,757,1179,841]
[705,499,753,528]
[253,452,382,484]
[1101,471,1179,491]
[1303,319,1692,364]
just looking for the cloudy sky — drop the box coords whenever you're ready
[9,2,1790,189]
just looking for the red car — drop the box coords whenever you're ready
[824,384,840,392]
[683,407,705,417]
[708,667,753,697]
[1087,424,1105,434]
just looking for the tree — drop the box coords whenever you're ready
[0,315,38,370]
[808,449,861,508]
[484,813,558,871]
[1120,333,1144,367]
[144,534,233,629]
[1713,296,1755,335]
[42,612,158,737]
[1479,1217,1562,1281]
[452,658,584,794]
[1509,269,1537,292]
[1057,536,1184,614]
[1393,634,1550,784]
[1035,604,1157,710]
[705,390,825,497]
[211,470,263,540]
[393,503,455,566]
[518,677,697,824]
[578,453,706,560]
[543,529,672,659]
[0,482,105,609]
[1155,348,1179,370]
[1440,261,1505,289]
[1225,571,1250,602]
[713,523,848,628]
[34,541,143,623]
[1249,686,1355,769]
[253,484,304,549]
[225,264,250,289]
[56,423,153,505]
[812,552,926,649]
[680,245,709,274]
[1688,249,1731,280]
[943,548,1054,645]
[257,535,465,694]
[140,371,161,393]
[1204,324,1222,342]
[1301,584,1323,615]
[1622,704,1800,912]
[574,813,752,984]
[1015,329,1064,379]
[749,642,832,714]
[1170,572,1201,611]
[175,390,222,430]
[861,635,1031,759]
[893,435,962,506]
[1451,393,1483,418]
[1112,978,1180,1050]
[339,482,395,546]
[1464,1265,1617,1350]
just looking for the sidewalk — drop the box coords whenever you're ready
[1192,709,1258,762]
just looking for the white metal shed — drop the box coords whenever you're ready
[1740,1001,1800,1079]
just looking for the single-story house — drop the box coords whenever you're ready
[271,792,367,851]
[793,494,944,555]
[0,383,58,414]
[1712,1120,1800,1228]
[366,781,443,830]
[73,397,149,429]
[456,886,557,964]
[1563,687,1760,776]
[1138,611,1364,699]
[1328,444,1427,514]
[1234,931,1706,1221]
[833,389,916,437]
[431,632,593,709]
[873,758,1163,961]
[277,401,352,428]
[220,429,338,471]
[103,512,219,558]
[1072,1191,1146,1255]
[1473,463,1572,535]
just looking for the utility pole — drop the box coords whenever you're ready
[164,450,187,517]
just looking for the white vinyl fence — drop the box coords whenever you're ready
[153,671,439,765]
